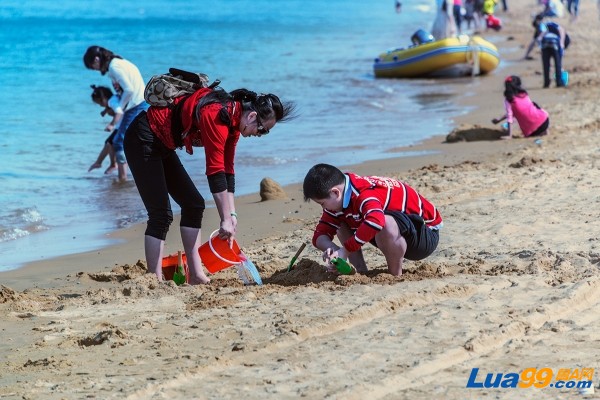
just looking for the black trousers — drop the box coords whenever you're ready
[541,47,564,88]
[124,112,205,240]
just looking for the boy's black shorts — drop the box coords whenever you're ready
[369,212,439,260]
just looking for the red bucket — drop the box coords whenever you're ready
[199,230,242,273]
[161,252,189,282]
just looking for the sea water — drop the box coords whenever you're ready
[0,0,470,270]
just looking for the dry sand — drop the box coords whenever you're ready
[2,2,600,399]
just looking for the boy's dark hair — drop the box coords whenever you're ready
[303,163,345,201]
[503,75,527,102]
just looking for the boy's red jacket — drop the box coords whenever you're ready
[312,173,443,252]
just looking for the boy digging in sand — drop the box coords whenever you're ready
[303,164,443,276]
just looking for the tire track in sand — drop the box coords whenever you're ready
[342,277,600,400]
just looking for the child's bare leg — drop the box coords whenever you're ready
[105,145,117,174]
[89,143,111,172]
[375,215,407,276]
[336,222,368,273]
[180,226,210,284]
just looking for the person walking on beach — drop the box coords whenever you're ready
[492,75,549,139]
[124,85,296,284]
[83,46,148,183]
[303,163,442,276]
[88,84,121,174]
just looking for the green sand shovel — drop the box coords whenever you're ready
[287,243,307,272]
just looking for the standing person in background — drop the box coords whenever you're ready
[566,0,578,22]
[431,0,456,40]
[464,0,476,31]
[474,0,486,32]
[83,46,149,183]
[395,0,402,13]
[123,86,296,284]
[492,75,550,139]
[88,85,121,174]
[500,0,508,12]
[482,0,497,16]
[453,0,463,34]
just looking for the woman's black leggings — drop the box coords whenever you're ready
[124,112,205,240]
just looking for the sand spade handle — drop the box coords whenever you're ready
[208,230,242,266]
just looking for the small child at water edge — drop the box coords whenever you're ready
[88,84,123,174]
[303,164,443,276]
[492,75,549,139]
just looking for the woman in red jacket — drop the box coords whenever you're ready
[124,87,296,284]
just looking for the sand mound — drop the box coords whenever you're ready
[446,124,505,142]
[0,285,20,303]
[259,177,288,201]
[85,260,147,282]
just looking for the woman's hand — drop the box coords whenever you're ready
[218,217,236,243]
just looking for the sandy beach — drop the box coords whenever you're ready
[2,2,600,399]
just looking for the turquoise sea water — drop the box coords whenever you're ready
[0,0,471,270]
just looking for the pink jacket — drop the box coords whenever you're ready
[505,94,549,137]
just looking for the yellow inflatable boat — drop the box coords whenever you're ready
[373,35,500,78]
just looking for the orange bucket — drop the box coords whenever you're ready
[161,252,189,282]
[199,230,242,273]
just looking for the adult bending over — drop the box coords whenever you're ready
[124,86,296,284]
[83,46,149,182]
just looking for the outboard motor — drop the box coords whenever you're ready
[411,29,435,45]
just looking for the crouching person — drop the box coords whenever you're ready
[303,163,443,276]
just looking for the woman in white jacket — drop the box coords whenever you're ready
[84,46,149,182]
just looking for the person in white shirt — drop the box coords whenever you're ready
[83,46,148,182]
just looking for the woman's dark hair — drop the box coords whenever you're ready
[503,75,527,102]
[83,46,122,75]
[197,88,297,125]
[90,85,113,105]
[303,163,345,201]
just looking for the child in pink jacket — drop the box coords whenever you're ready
[492,75,549,139]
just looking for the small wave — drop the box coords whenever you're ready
[0,207,49,242]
